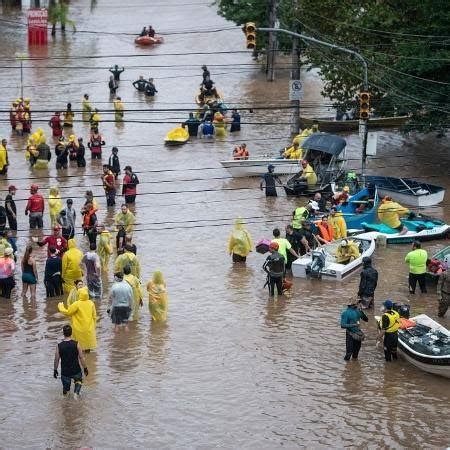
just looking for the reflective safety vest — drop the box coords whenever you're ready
[292,207,308,229]
[381,310,400,333]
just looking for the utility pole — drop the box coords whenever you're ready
[267,0,278,81]
[291,0,301,135]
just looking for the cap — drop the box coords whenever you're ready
[343,186,350,192]
[8,185,17,191]
[269,242,279,250]
[383,299,394,309]
[4,247,13,256]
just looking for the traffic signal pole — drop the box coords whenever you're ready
[291,0,301,135]
[257,27,369,174]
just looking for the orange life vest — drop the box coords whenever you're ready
[83,208,97,229]
[317,222,334,242]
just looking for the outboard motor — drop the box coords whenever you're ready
[306,249,326,279]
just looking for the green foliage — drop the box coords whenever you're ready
[216,0,449,133]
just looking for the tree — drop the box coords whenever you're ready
[216,0,449,133]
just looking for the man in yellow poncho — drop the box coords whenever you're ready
[299,159,317,187]
[115,204,135,234]
[336,239,360,264]
[97,225,113,271]
[282,141,302,160]
[124,264,143,321]
[82,94,92,114]
[329,207,347,239]
[62,239,84,293]
[228,217,253,263]
[0,139,9,175]
[67,279,85,306]
[377,196,409,235]
[114,245,141,278]
[58,286,97,351]
[48,186,63,227]
[113,97,124,122]
[147,270,168,322]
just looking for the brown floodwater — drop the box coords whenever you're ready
[0,0,449,448]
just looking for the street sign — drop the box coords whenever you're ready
[27,8,48,45]
[366,132,377,156]
[289,79,303,101]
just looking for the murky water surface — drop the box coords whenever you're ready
[0,0,449,448]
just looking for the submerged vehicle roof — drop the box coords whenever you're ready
[302,133,347,156]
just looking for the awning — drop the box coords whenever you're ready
[301,133,347,156]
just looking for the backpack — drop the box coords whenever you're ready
[130,173,140,185]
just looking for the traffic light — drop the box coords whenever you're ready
[244,22,256,49]
[359,91,370,120]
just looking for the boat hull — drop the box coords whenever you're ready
[340,187,379,229]
[220,159,300,177]
[292,237,376,280]
[135,36,164,46]
[300,116,409,132]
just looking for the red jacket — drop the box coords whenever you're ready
[122,174,137,195]
[26,194,45,213]
[40,235,67,257]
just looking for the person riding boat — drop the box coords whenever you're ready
[201,65,210,83]
[377,196,410,235]
[329,207,347,239]
[148,25,155,37]
[298,159,317,187]
[282,141,302,160]
[335,239,360,264]
[233,144,249,160]
[333,186,350,205]
[139,27,148,37]
[316,215,334,244]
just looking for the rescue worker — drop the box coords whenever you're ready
[329,207,347,239]
[114,244,141,278]
[377,196,410,235]
[48,186,63,227]
[298,159,317,187]
[340,298,368,361]
[198,120,215,139]
[63,103,74,127]
[34,136,51,169]
[144,78,157,97]
[357,256,378,309]
[271,228,299,265]
[53,324,89,398]
[0,139,8,175]
[58,286,97,352]
[76,138,86,167]
[123,264,143,321]
[82,94,92,115]
[102,164,116,207]
[55,136,68,169]
[97,225,113,271]
[122,166,139,204]
[82,202,98,246]
[90,109,101,131]
[25,184,45,230]
[108,147,121,179]
[377,299,400,362]
[132,75,148,92]
[260,165,282,197]
[262,242,285,297]
[147,270,169,322]
[88,128,105,159]
[227,217,253,263]
[148,26,155,37]
[109,64,125,81]
[230,109,241,132]
[34,224,67,257]
[139,27,148,37]
[437,269,450,317]
[292,201,319,231]
[405,241,428,294]
[108,76,118,95]
[49,112,63,138]
[5,185,17,231]
[62,239,84,294]
[316,215,334,244]
[183,113,201,137]
[113,97,124,122]
[282,141,302,160]
[335,239,360,264]
[232,143,249,160]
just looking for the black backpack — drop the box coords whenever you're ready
[131,173,140,185]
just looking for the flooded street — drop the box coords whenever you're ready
[0,0,449,448]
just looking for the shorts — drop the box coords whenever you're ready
[29,212,43,229]
[22,272,37,284]
[111,306,130,325]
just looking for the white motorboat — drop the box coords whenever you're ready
[397,314,450,379]
[220,158,300,177]
[291,237,375,280]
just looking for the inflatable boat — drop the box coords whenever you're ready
[135,35,164,46]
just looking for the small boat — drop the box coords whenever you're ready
[291,237,375,280]
[340,187,380,230]
[299,115,409,133]
[220,158,300,177]
[356,213,450,244]
[284,133,347,196]
[164,127,189,145]
[364,175,445,207]
[426,245,450,285]
[134,35,164,46]
[397,314,450,379]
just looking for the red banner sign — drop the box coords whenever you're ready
[28,8,48,45]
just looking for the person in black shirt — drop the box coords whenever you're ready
[145,78,157,97]
[201,65,210,82]
[109,64,124,81]
[53,325,88,397]
[0,203,7,234]
[45,247,63,297]
[263,242,286,296]
[132,76,148,92]
[260,165,281,197]
[297,221,317,255]
[55,137,68,169]
[5,185,17,231]
[183,113,201,137]
[76,138,86,167]
[108,76,118,95]
[108,147,121,179]
[285,225,302,269]
[358,256,378,309]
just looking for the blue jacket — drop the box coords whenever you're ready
[340,306,367,333]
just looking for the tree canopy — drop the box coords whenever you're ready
[217,0,450,133]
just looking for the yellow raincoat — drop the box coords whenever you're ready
[98,230,113,270]
[283,145,302,160]
[302,163,317,186]
[329,211,347,239]
[82,97,92,113]
[336,240,360,263]
[147,271,168,322]
[0,142,8,171]
[124,273,144,321]
[114,250,141,278]
[292,128,313,146]
[113,99,124,122]
[115,210,135,233]
[63,110,74,126]
[62,239,84,293]
[377,200,409,229]
[58,287,97,350]
[48,187,63,226]
[228,218,253,258]
[67,286,80,306]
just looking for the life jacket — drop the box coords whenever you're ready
[83,209,97,230]
[233,146,249,160]
[317,222,334,242]
[292,207,308,229]
[380,310,400,333]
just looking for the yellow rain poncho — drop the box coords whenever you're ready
[377,199,409,229]
[48,187,63,226]
[58,287,97,350]
[98,230,113,270]
[67,286,80,306]
[114,250,141,278]
[283,145,302,160]
[329,211,347,239]
[336,240,360,264]
[115,210,135,233]
[124,273,144,321]
[228,218,253,258]
[113,99,124,122]
[292,128,313,146]
[0,142,7,172]
[82,97,92,113]
[62,239,84,293]
[147,271,168,322]
[302,163,317,186]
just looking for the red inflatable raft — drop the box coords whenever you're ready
[134,35,164,46]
